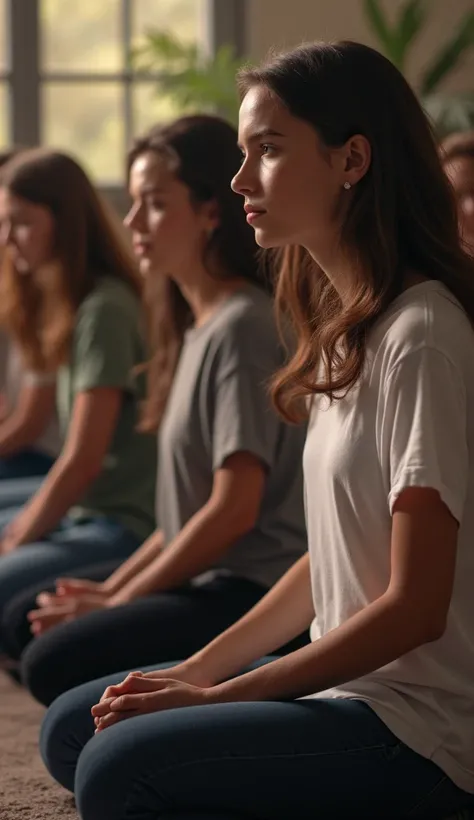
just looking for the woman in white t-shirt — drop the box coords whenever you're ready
[0,334,60,480]
[40,41,474,819]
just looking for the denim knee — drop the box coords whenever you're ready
[40,685,98,792]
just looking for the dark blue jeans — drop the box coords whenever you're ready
[0,509,141,641]
[0,448,55,480]
[40,661,474,820]
[0,475,45,510]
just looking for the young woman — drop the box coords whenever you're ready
[441,131,474,255]
[0,149,61,482]
[0,149,156,643]
[2,115,307,703]
[40,42,474,820]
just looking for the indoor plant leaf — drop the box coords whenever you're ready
[421,11,474,96]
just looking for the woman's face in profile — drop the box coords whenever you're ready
[0,187,55,274]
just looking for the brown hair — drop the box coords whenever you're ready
[0,147,23,170]
[127,115,262,431]
[238,41,474,422]
[440,130,474,164]
[0,148,142,372]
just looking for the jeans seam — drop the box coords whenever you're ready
[405,773,448,817]
[121,743,397,819]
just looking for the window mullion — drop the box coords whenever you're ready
[122,0,133,153]
[10,0,40,145]
[204,0,247,57]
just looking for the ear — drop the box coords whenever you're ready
[342,134,372,187]
[200,198,220,234]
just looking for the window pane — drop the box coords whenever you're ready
[133,0,205,48]
[41,0,122,72]
[133,83,184,136]
[0,83,9,147]
[0,0,6,72]
[42,83,124,183]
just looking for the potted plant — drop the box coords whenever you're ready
[132,31,245,125]
[363,0,474,137]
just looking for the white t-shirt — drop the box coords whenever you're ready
[304,280,474,793]
[0,333,61,459]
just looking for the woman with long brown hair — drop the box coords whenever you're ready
[41,42,474,819]
[0,148,61,484]
[4,116,306,703]
[0,149,156,642]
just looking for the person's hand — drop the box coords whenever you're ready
[27,592,109,636]
[92,661,213,731]
[55,577,110,599]
[0,517,26,554]
[91,674,214,732]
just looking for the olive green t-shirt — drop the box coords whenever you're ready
[57,276,156,540]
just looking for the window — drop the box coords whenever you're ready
[0,0,9,149]
[2,0,246,185]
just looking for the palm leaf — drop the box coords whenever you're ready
[398,0,426,44]
[363,0,396,60]
[389,0,426,70]
[132,31,199,73]
[421,11,474,95]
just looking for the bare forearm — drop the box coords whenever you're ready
[16,457,97,542]
[210,592,440,703]
[184,553,313,685]
[110,504,253,605]
[103,530,164,595]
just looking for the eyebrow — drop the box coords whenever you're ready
[238,128,285,149]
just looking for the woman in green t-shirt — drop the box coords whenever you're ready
[0,149,157,644]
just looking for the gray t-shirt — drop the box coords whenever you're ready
[157,283,307,589]
[0,332,61,458]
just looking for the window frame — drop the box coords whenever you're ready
[5,0,247,200]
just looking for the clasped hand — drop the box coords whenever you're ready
[91,670,213,732]
[27,578,110,635]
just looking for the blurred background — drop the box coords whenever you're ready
[1,0,472,209]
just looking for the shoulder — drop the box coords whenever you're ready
[369,281,474,376]
[211,285,278,353]
[76,277,141,329]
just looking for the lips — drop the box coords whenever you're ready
[133,241,151,257]
[244,204,267,225]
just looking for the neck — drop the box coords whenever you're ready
[305,238,355,305]
[176,267,248,328]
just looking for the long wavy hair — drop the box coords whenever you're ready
[238,41,474,422]
[0,148,142,372]
[127,115,262,431]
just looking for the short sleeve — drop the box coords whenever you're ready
[376,347,468,522]
[72,294,139,394]
[211,323,281,472]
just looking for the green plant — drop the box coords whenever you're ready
[364,0,474,93]
[132,31,245,125]
[363,0,474,135]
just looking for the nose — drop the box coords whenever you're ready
[0,220,12,246]
[124,201,143,232]
[231,157,255,197]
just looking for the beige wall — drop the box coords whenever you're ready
[247,0,474,93]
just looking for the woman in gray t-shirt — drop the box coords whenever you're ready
[17,115,308,705]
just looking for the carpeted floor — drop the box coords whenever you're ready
[0,671,78,819]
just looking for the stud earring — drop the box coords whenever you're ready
[343,181,352,190]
